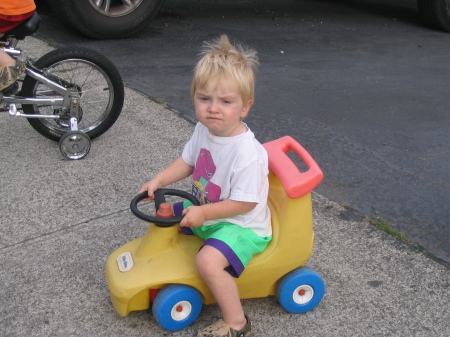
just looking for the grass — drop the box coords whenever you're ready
[340,204,442,262]
[366,218,437,260]
[150,97,166,105]
[369,219,407,241]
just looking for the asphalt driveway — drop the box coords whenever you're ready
[35,0,450,262]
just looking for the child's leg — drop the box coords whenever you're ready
[0,51,25,91]
[0,51,17,67]
[196,245,247,331]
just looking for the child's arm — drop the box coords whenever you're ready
[139,156,194,199]
[180,199,257,228]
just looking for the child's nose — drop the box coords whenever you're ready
[208,100,219,112]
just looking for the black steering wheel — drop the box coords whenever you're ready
[130,188,200,227]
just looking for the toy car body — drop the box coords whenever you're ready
[105,136,325,331]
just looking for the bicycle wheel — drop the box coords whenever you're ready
[21,47,124,142]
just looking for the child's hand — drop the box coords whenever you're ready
[138,179,162,201]
[180,206,205,229]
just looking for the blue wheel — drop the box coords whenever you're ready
[277,267,325,314]
[152,284,203,331]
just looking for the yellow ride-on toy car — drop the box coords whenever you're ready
[105,136,324,331]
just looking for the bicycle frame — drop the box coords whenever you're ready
[1,43,82,129]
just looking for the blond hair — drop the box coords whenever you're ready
[191,35,259,104]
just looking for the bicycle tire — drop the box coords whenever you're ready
[21,47,124,142]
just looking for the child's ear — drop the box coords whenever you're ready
[240,99,253,120]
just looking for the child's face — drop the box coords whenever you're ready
[194,79,252,137]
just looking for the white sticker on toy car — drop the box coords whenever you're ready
[117,252,134,272]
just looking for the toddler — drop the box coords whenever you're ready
[139,34,272,337]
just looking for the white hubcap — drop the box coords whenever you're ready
[292,285,314,304]
[171,301,192,321]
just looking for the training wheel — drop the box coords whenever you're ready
[59,131,91,160]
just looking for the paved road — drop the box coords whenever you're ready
[35,0,449,262]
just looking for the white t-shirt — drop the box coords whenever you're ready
[182,122,272,237]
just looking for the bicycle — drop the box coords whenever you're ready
[0,12,124,160]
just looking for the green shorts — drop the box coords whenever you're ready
[174,201,272,277]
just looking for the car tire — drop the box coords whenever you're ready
[46,0,164,39]
[418,0,450,33]
[277,267,325,314]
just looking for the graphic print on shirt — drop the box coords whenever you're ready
[192,148,221,204]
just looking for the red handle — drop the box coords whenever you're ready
[263,136,323,199]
